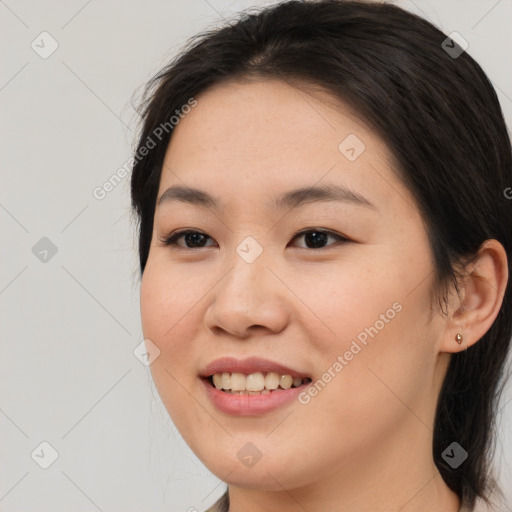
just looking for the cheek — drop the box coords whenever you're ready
[307,252,436,415]
[139,260,201,385]
[140,260,208,432]
[140,259,201,343]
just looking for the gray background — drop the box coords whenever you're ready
[1,1,511,511]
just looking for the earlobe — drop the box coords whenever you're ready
[442,239,508,353]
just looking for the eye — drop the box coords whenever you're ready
[159,230,215,249]
[159,228,349,250]
[290,229,349,249]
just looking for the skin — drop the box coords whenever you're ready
[139,78,508,512]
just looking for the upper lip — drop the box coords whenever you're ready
[200,356,311,379]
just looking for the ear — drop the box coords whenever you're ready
[441,239,509,353]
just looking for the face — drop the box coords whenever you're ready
[140,78,450,491]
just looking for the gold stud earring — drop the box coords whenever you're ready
[455,333,463,344]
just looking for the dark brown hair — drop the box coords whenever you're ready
[130,1,512,509]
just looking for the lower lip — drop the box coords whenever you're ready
[201,378,307,416]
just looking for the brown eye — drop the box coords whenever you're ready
[291,229,348,249]
[160,230,215,248]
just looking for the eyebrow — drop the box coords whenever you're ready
[156,183,376,211]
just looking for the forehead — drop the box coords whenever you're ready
[158,78,410,213]
[166,78,381,158]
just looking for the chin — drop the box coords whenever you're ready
[200,451,314,492]
[219,468,296,491]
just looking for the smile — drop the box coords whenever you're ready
[209,371,311,394]
[199,356,313,415]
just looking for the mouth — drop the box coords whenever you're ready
[199,356,313,415]
[203,371,312,395]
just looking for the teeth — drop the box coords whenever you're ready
[265,372,280,390]
[212,374,223,389]
[230,372,246,391]
[246,372,265,391]
[210,371,308,392]
[280,374,293,389]
[221,372,230,389]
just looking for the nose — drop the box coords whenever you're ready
[203,250,290,339]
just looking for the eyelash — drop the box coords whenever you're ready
[158,228,349,250]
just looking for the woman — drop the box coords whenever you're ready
[130,1,512,510]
